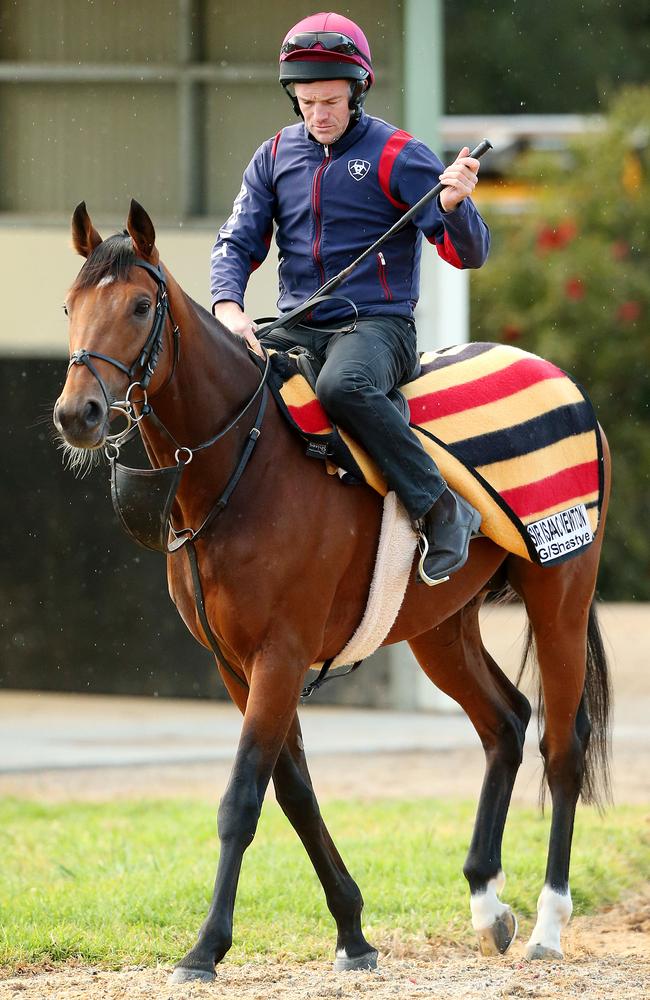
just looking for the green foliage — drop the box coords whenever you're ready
[473,87,650,598]
[445,1,650,114]
[1,797,648,971]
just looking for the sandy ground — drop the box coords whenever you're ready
[1,604,648,998]
[1,889,649,1000]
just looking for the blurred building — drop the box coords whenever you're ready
[0,1,596,702]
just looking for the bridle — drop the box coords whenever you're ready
[67,256,270,473]
[68,259,181,439]
[67,256,270,552]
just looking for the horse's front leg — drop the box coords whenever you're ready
[172,661,305,983]
[272,714,378,970]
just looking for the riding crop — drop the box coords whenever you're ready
[309,137,493,302]
[256,138,492,335]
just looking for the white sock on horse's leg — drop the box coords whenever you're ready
[526,884,572,959]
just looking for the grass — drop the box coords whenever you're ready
[0,797,648,971]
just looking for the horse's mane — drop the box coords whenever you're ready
[72,231,136,290]
[71,232,253,357]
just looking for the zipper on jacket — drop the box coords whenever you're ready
[377,251,392,302]
[311,145,331,285]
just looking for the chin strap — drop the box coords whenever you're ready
[282,80,369,122]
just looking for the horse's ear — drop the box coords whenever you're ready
[71,201,103,259]
[127,199,158,262]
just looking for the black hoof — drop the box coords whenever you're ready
[333,948,378,971]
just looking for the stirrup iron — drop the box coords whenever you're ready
[416,529,450,587]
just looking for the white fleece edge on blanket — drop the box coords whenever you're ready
[328,491,418,670]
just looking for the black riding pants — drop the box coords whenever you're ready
[260,316,446,521]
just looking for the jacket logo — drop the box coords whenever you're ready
[348,158,371,181]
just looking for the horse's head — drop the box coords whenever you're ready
[54,200,174,455]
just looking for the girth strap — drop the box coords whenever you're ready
[301,656,364,700]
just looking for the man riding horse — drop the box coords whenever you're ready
[211,11,490,585]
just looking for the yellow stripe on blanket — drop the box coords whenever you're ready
[477,432,598,494]
[267,341,603,566]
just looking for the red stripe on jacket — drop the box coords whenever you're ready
[378,130,412,209]
[500,461,600,519]
[271,130,282,159]
[408,357,566,424]
[250,228,273,273]
[428,230,463,268]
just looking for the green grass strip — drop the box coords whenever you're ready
[1,797,647,970]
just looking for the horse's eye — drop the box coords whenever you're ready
[62,303,69,317]
[134,300,151,317]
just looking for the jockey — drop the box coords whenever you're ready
[211,11,489,585]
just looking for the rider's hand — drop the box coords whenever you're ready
[438,146,480,214]
[213,301,264,358]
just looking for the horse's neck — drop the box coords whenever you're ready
[138,279,263,507]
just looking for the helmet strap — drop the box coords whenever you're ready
[348,80,368,121]
[281,79,368,122]
[281,81,302,119]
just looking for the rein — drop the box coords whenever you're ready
[69,257,272,691]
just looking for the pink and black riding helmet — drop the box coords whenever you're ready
[279,12,374,121]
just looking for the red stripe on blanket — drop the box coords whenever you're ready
[500,460,600,519]
[408,357,566,423]
[286,399,331,434]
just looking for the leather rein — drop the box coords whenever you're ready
[68,257,271,690]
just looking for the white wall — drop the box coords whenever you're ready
[0,224,279,357]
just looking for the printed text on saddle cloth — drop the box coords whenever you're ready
[526,504,593,564]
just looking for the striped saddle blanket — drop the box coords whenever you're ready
[268,342,604,566]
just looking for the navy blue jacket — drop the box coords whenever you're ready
[210,111,490,323]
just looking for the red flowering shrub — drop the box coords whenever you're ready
[617,300,642,323]
[536,220,578,253]
[565,277,585,300]
[472,86,650,599]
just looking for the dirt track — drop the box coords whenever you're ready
[1,604,648,998]
[2,888,649,1000]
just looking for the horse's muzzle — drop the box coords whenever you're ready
[53,394,108,448]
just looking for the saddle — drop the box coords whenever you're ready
[265,341,604,568]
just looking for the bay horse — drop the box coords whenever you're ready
[53,200,611,982]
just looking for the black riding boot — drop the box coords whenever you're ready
[417,488,482,586]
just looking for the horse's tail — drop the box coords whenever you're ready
[517,600,612,808]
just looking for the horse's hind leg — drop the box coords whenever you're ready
[509,547,610,960]
[272,714,377,971]
[409,596,531,956]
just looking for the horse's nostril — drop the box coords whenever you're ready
[82,398,103,429]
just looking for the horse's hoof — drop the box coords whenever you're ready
[525,943,563,962]
[169,966,216,983]
[476,907,518,956]
[333,948,378,971]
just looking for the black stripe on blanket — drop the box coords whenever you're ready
[418,341,496,374]
[447,400,597,469]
